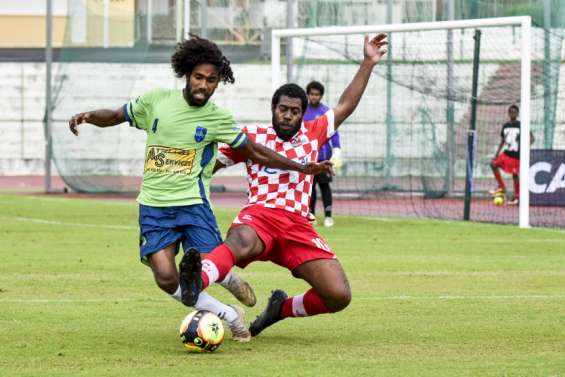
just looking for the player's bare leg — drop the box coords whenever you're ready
[148,243,179,294]
[224,225,266,261]
[508,174,520,205]
[250,259,351,337]
[292,259,351,312]
[490,161,506,195]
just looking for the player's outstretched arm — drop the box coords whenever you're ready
[69,107,126,136]
[333,33,388,130]
[240,139,333,175]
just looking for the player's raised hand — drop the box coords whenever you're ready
[364,33,388,65]
[302,160,334,176]
[68,112,90,136]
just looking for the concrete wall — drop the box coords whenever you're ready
[1,61,565,177]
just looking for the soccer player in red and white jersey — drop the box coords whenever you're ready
[179,33,388,337]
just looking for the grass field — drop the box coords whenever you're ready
[1,194,565,377]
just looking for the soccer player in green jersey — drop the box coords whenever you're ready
[68,35,331,342]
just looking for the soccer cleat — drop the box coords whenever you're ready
[324,217,334,227]
[227,305,251,342]
[249,289,288,337]
[489,188,506,196]
[178,247,202,307]
[507,198,519,206]
[222,272,257,307]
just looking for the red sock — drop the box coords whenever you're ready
[493,169,506,191]
[513,176,519,199]
[201,244,236,289]
[281,288,331,318]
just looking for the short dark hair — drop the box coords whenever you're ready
[272,83,308,113]
[306,81,325,96]
[171,34,235,84]
[509,104,519,112]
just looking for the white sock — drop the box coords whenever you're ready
[195,292,237,323]
[219,271,234,288]
[170,285,182,302]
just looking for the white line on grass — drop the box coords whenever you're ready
[352,215,565,233]
[357,294,565,301]
[0,298,166,303]
[3,294,565,304]
[6,216,137,230]
[21,196,135,206]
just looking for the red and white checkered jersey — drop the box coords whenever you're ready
[218,110,335,218]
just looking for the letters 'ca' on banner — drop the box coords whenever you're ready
[529,150,565,206]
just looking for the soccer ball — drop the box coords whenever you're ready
[493,194,505,206]
[179,310,224,352]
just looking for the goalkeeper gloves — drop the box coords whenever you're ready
[330,148,343,171]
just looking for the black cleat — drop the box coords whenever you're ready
[249,289,288,337]
[178,247,202,307]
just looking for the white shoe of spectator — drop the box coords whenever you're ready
[324,217,334,227]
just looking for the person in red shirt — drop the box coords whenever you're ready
[179,34,388,337]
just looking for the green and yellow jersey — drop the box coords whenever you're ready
[123,88,247,207]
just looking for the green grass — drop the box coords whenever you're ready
[1,194,564,377]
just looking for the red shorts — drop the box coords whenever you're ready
[493,153,520,175]
[230,205,337,272]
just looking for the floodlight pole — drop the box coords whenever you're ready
[184,0,190,39]
[384,0,393,187]
[103,0,109,48]
[147,0,153,44]
[201,0,208,38]
[543,0,553,148]
[446,0,455,195]
[519,17,531,228]
[44,0,53,193]
[286,0,295,83]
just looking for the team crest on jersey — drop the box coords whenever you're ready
[195,126,207,142]
[291,135,307,147]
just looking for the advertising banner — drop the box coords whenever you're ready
[529,150,565,206]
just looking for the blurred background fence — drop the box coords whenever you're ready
[1,0,564,226]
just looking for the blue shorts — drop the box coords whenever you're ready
[138,203,223,264]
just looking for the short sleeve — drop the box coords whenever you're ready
[123,90,157,131]
[217,126,250,167]
[329,131,341,149]
[304,109,335,146]
[214,113,248,149]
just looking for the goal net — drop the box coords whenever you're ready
[273,17,565,228]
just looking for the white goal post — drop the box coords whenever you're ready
[271,16,532,228]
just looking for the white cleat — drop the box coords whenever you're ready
[324,217,334,227]
[222,272,257,307]
[227,305,251,342]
